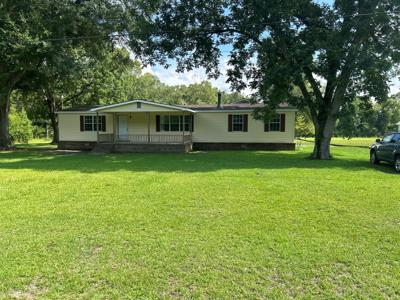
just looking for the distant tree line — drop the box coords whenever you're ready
[297,94,400,138]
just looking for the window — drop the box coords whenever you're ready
[382,134,400,143]
[268,115,281,131]
[232,115,244,131]
[137,102,141,108]
[181,116,191,131]
[160,115,192,132]
[80,115,106,132]
[265,114,285,132]
[383,134,394,143]
[228,114,248,132]
[170,115,180,131]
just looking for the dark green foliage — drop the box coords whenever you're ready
[128,0,400,158]
[124,78,245,105]
[0,0,132,148]
[14,55,246,143]
[336,95,400,137]
[8,107,33,143]
[296,111,314,137]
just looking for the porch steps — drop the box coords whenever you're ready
[91,143,114,154]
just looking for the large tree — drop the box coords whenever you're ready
[0,0,129,149]
[22,48,137,143]
[128,0,400,159]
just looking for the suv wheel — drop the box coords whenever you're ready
[395,157,400,173]
[370,151,379,165]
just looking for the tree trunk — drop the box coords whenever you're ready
[0,73,25,149]
[312,114,337,160]
[0,86,14,150]
[0,98,12,150]
[312,132,332,160]
[50,113,59,144]
[44,88,59,144]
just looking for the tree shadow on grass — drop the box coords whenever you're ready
[1,147,396,175]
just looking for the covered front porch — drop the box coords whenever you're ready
[91,100,195,152]
[98,132,192,145]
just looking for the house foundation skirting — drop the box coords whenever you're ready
[112,143,192,153]
[58,141,192,153]
[192,142,295,151]
[58,141,294,152]
[58,141,97,151]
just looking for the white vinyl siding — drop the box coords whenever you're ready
[58,110,296,143]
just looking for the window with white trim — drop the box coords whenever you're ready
[232,114,244,131]
[82,116,105,132]
[160,115,191,131]
[228,114,248,132]
[268,114,281,131]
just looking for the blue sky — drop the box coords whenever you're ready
[143,0,399,95]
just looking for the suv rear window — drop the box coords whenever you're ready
[383,134,394,143]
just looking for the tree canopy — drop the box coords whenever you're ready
[12,50,245,142]
[19,48,137,143]
[2,0,399,156]
[128,0,400,159]
[0,0,132,148]
[336,95,400,137]
[1,0,245,148]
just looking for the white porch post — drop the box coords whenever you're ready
[147,112,150,143]
[113,112,116,143]
[182,112,185,143]
[190,113,193,142]
[96,112,99,144]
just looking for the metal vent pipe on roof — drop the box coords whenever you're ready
[217,92,223,108]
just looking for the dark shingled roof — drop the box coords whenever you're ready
[186,104,262,111]
[59,100,295,112]
[186,102,293,111]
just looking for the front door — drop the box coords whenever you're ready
[117,115,128,140]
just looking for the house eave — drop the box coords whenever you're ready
[192,108,298,113]
[56,108,298,114]
[56,111,97,114]
[90,99,196,113]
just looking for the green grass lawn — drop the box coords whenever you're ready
[0,138,399,299]
[300,137,379,148]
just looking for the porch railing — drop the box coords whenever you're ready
[98,133,192,144]
[98,133,114,143]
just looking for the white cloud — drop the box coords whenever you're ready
[141,64,155,76]
[143,59,231,91]
[142,57,256,96]
[390,77,400,95]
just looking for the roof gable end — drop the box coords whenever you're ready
[91,99,196,113]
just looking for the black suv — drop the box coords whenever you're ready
[370,132,400,173]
